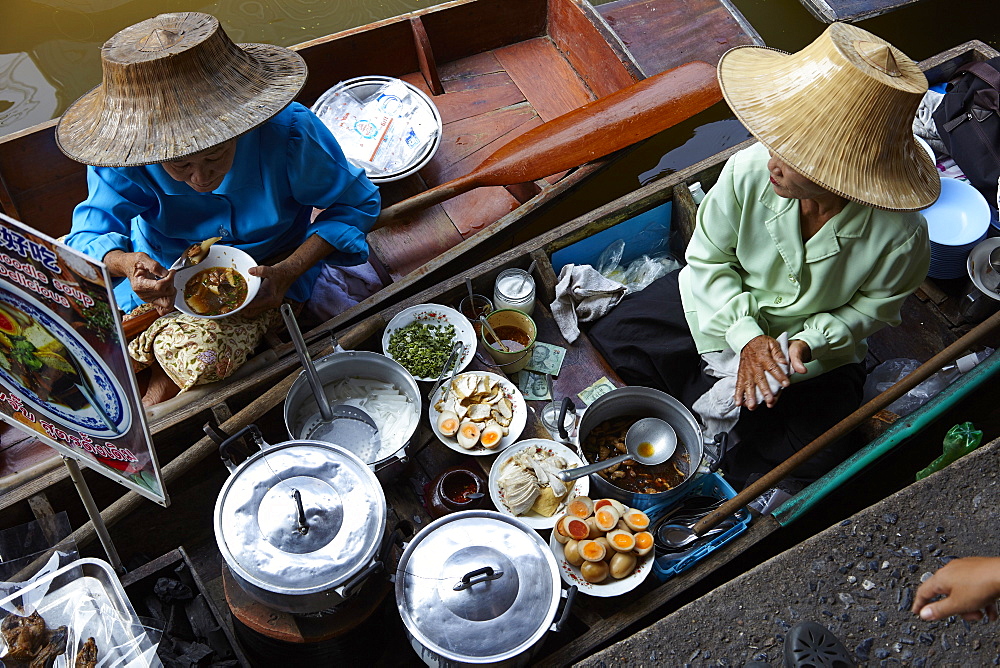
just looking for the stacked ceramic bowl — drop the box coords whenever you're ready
[924,177,991,280]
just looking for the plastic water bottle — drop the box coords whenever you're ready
[689,181,706,205]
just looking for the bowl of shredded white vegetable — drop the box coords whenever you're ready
[284,350,421,478]
[381,304,476,381]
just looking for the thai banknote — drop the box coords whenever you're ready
[523,341,567,376]
[578,377,616,406]
[517,370,552,401]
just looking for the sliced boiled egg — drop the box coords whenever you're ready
[479,421,504,449]
[606,529,636,553]
[622,509,650,532]
[633,531,654,556]
[437,410,460,437]
[594,506,621,532]
[456,419,482,449]
[578,539,607,562]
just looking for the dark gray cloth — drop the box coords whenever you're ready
[586,270,865,491]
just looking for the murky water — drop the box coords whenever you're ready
[0,0,997,219]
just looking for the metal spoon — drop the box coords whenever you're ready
[556,417,677,483]
[282,303,333,423]
[480,315,511,352]
[465,277,476,306]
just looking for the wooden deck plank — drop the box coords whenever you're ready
[369,176,464,280]
[401,71,526,126]
[442,187,523,237]
[494,38,595,122]
[548,0,639,97]
[421,104,541,184]
[598,0,761,76]
[437,51,505,81]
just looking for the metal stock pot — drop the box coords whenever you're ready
[284,350,421,481]
[559,386,713,509]
[395,510,575,667]
[212,424,388,614]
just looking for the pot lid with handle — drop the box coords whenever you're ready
[395,510,561,663]
[215,437,387,596]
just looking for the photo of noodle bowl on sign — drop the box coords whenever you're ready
[0,284,129,438]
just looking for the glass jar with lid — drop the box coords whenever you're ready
[493,268,535,315]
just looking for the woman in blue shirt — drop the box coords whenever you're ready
[57,12,380,405]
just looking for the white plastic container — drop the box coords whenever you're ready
[494,268,536,315]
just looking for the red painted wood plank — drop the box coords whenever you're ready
[494,37,594,122]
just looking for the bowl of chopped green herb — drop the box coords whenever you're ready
[382,304,476,381]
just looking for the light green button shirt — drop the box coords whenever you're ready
[679,143,930,379]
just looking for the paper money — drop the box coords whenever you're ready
[517,370,552,401]
[578,377,616,406]
[523,341,567,376]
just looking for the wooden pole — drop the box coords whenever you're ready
[693,309,1000,535]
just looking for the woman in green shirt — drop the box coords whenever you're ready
[590,23,937,492]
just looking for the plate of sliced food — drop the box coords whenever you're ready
[488,439,589,530]
[430,371,526,455]
[549,497,654,597]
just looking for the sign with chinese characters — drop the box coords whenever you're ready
[0,213,167,505]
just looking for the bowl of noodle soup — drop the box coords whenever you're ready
[173,245,260,318]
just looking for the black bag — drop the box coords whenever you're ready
[933,57,1000,209]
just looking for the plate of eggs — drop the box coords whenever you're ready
[549,497,654,597]
[430,372,527,455]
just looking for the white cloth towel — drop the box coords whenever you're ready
[550,263,627,344]
[693,332,791,438]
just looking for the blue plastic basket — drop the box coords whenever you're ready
[645,473,750,582]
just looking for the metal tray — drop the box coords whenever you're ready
[0,557,159,667]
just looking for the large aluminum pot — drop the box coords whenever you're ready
[396,510,575,667]
[212,424,388,614]
[571,386,706,509]
[284,350,420,481]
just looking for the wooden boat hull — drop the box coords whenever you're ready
[2,39,998,668]
[0,0,759,496]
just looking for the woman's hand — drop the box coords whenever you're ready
[913,557,1000,622]
[735,335,791,410]
[241,234,339,318]
[243,263,297,317]
[104,250,176,315]
[789,339,812,374]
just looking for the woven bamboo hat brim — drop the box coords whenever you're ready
[717,23,939,211]
[56,12,306,167]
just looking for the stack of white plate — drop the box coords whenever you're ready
[924,177,991,280]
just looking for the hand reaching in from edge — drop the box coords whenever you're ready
[913,557,1000,622]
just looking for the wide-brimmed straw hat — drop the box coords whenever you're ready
[717,22,939,211]
[56,12,306,167]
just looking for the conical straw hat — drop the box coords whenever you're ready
[717,23,939,211]
[56,12,306,167]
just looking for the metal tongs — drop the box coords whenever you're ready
[427,341,463,402]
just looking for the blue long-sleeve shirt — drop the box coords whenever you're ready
[66,102,380,312]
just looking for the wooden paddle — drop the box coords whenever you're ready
[375,60,721,229]
[692,308,1000,536]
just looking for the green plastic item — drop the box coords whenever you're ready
[915,422,983,480]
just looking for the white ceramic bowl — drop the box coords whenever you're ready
[924,177,991,247]
[428,372,527,456]
[549,529,653,597]
[488,439,589,530]
[173,245,261,318]
[381,304,476,381]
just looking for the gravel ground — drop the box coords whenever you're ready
[577,437,1000,667]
